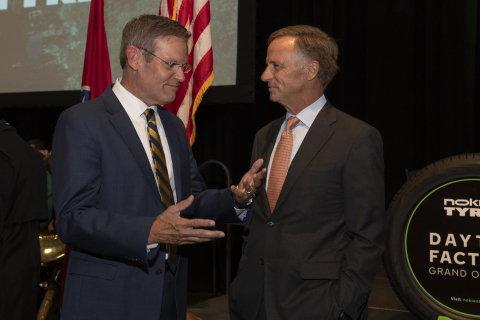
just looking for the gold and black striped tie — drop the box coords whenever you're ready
[144,109,177,268]
[144,109,174,207]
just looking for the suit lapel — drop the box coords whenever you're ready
[102,86,162,204]
[271,102,336,217]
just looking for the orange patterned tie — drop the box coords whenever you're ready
[267,117,300,212]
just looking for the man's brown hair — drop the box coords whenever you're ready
[120,14,191,69]
[268,25,339,89]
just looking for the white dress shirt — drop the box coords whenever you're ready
[265,95,327,191]
[112,78,178,202]
[112,78,178,253]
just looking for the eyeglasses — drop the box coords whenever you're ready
[137,47,192,73]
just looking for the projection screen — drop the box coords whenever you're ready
[0,0,238,94]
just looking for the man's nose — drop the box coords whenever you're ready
[174,67,186,83]
[261,67,271,82]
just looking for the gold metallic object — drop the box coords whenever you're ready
[39,230,65,265]
[186,309,203,320]
[37,287,56,320]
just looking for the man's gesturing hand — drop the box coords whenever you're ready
[231,158,267,206]
[147,195,225,245]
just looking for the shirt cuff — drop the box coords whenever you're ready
[234,207,248,221]
[146,243,158,253]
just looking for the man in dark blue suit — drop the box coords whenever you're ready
[52,15,265,320]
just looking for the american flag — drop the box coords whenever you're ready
[159,0,214,144]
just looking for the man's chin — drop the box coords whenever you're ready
[159,94,177,106]
[162,99,176,106]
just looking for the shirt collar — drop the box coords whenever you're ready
[286,94,327,128]
[112,78,157,120]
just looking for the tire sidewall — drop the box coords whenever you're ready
[384,154,480,320]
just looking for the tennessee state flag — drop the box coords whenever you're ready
[80,0,112,102]
[62,0,111,306]
[159,0,214,145]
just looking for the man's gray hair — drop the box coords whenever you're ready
[119,14,191,69]
[268,25,339,89]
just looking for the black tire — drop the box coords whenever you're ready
[383,154,480,320]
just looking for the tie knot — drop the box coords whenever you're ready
[144,109,156,123]
[285,117,300,130]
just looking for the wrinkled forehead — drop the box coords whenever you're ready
[266,36,301,62]
[152,36,188,54]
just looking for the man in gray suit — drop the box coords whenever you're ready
[229,25,386,320]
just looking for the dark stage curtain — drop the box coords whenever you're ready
[194,0,480,209]
[191,0,480,290]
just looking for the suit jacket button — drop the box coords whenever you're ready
[260,258,264,265]
[156,268,162,275]
[267,221,274,227]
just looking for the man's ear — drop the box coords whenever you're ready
[306,60,320,81]
[125,46,141,71]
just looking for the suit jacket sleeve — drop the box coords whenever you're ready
[336,126,386,319]
[52,109,156,265]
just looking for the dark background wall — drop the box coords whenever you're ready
[192,0,480,205]
[2,0,480,292]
